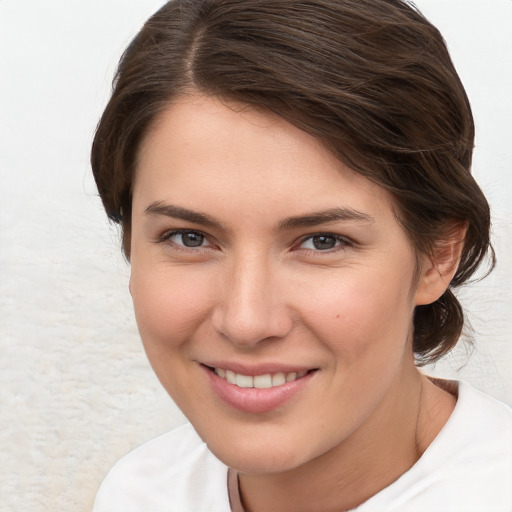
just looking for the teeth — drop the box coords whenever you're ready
[253,374,272,389]
[226,370,236,385]
[272,373,286,386]
[236,374,253,388]
[286,372,297,382]
[214,368,309,388]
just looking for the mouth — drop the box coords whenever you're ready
[207,366,311,389]
[202,364,318,413]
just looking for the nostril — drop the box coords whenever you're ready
[211,305,294,347]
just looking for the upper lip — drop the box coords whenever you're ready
[200,361,317,376]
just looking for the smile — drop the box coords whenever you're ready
[214,368,308,389]
[204,364,317,413]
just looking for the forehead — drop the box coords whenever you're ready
[134,94,396,223]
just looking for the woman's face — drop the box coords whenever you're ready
[130,94,427,473]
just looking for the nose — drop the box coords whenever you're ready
[211,253,293,347]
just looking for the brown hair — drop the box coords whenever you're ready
[91,0,494,364]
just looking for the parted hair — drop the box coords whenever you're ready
[91,0,494,364]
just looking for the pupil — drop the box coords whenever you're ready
[182,232,204,247]
[313,235,336,250]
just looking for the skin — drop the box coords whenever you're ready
[130,94,459,511]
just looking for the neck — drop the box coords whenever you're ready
[236,371,455,512]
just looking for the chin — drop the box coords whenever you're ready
[205,436,315,475]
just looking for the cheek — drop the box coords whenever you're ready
[298,264,415,358]
[130,265,214,350]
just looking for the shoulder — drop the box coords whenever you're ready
[93,423,231,512]
[411,381,512,511]
[452,380,512,451]
[358,381,512,512]
[428,382,511,482]
[413,381,512,511]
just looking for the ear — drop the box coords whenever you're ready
[128,275,133,297]
[414,222,467,306]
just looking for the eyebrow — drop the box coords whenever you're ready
[277,208,374,230]
[145,202,224,230]
[145,202,373,231]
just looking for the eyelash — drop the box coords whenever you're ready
[157,229,354,254]
[156,229,213,251]
[295,233,354,253]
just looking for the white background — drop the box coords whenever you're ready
[0,1,510,510]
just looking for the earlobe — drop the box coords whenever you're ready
[414,223,467,306]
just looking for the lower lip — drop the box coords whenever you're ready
[203,366,315,414]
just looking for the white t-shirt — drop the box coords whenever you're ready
[93,381,512,512]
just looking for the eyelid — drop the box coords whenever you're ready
[156,228,215,249]
[154,229,355,253]
[295,232,355,252]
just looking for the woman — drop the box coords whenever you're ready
[91,0,511,510]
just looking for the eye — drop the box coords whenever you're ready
[298,233,351,251]
[162,230,211,248]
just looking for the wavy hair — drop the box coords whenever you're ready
[91,0,494,364]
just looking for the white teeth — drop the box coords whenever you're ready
[253,374,272,389]
[214,368,309,388]
[272,373,286,387]
[286,372,297,382]
[236,374,254,388]
[225,370,236,385]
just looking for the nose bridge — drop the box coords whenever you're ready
[213,249,291,346]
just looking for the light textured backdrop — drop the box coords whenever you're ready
[0,1,510,511]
